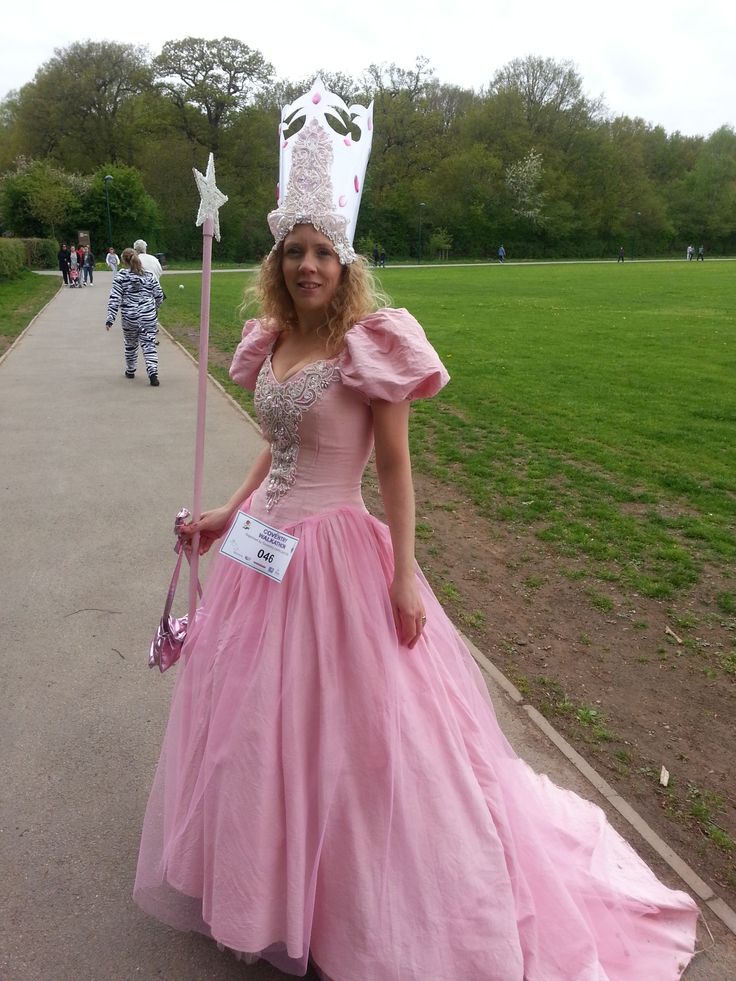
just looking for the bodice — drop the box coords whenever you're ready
[229,308,451,529]
[247,355,375,527]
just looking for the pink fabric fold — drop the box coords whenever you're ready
[228,309,450,403]
[340,307,450,402]
[229,318,277,391]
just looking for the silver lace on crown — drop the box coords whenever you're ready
[268,119,356,264]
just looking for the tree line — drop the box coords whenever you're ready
[1,39,735,262]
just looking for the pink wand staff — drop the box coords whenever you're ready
[189,153,228,623]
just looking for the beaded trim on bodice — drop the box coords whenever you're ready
[254,357,340,510]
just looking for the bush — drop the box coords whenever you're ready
[0,239,25,280]
[20,237,58,269]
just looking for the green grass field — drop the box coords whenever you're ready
[0,272,60,348]
[160,260,736,602]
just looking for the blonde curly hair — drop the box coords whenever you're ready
[244,232,388,354]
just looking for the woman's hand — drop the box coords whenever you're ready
[180,505,234,555]
[389,573,426,649]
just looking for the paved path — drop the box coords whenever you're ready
[1,273,734,979]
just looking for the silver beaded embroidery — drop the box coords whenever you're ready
[255,357,340,510]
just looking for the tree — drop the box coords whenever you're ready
[0,158,87,239]
[154,38,273,150]
[9,42,152,169]
[490,56,604,137]
[429,227,452,260]
[83,165,159,253]
[506,149,545,226]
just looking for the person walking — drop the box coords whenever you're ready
[68,245,79,286]
[104,248,163,386]
[132,239,163,281]
[57,244,71,286]
[133,79,697,981]
[498,243,506,262]
[617,246,625,262]
[105,247,120,274]
[82,247,95,286]
[697,244,705,261]
[133,239,164,344]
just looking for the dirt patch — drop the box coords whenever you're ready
[363,468,736,906]
[166,325,234,371]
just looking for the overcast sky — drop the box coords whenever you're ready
[2,0,734,138]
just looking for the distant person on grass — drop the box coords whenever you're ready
[498,244,506,263]
[105,248,164,387]
[697,245,705,261]
[617,246,625,262]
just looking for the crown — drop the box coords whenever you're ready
[267,78,374,264]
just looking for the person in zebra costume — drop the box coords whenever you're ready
[105,248,164,386]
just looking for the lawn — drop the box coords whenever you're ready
[0,272,60,352]
[160,259,736,603]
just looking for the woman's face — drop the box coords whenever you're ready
[281,225,342,325]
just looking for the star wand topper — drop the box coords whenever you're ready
[188,153,228,623]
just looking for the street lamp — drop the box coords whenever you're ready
[104,175,113,247]
[418,202,426,264]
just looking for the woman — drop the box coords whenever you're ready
[82,246,95,285]
[105,247,163,385]
[134,81,697,980]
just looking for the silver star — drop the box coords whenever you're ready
[193,153,228,242]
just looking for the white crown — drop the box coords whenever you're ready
[267,78,374,264]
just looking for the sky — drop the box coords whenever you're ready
[2,0,735,139]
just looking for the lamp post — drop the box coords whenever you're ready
[418,202,426,264]
[104,175,113,247]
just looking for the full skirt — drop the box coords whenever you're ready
[134,505,698,980]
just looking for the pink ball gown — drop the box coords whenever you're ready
[134,308,698,980]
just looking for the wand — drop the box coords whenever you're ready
[189,153,228,624]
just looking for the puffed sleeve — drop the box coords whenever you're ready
[340,308,450,402]
[229,318,277,391]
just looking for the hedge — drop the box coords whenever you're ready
[0,239,25,280]
[0,237,57,280]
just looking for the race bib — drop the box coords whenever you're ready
[220,511,299,583]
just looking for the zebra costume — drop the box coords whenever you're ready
[106,270,164,382]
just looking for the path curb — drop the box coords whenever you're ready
[461,630,736,936]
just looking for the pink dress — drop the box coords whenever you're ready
[134,308,698,980]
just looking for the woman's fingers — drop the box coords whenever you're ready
[394,604,426,649]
